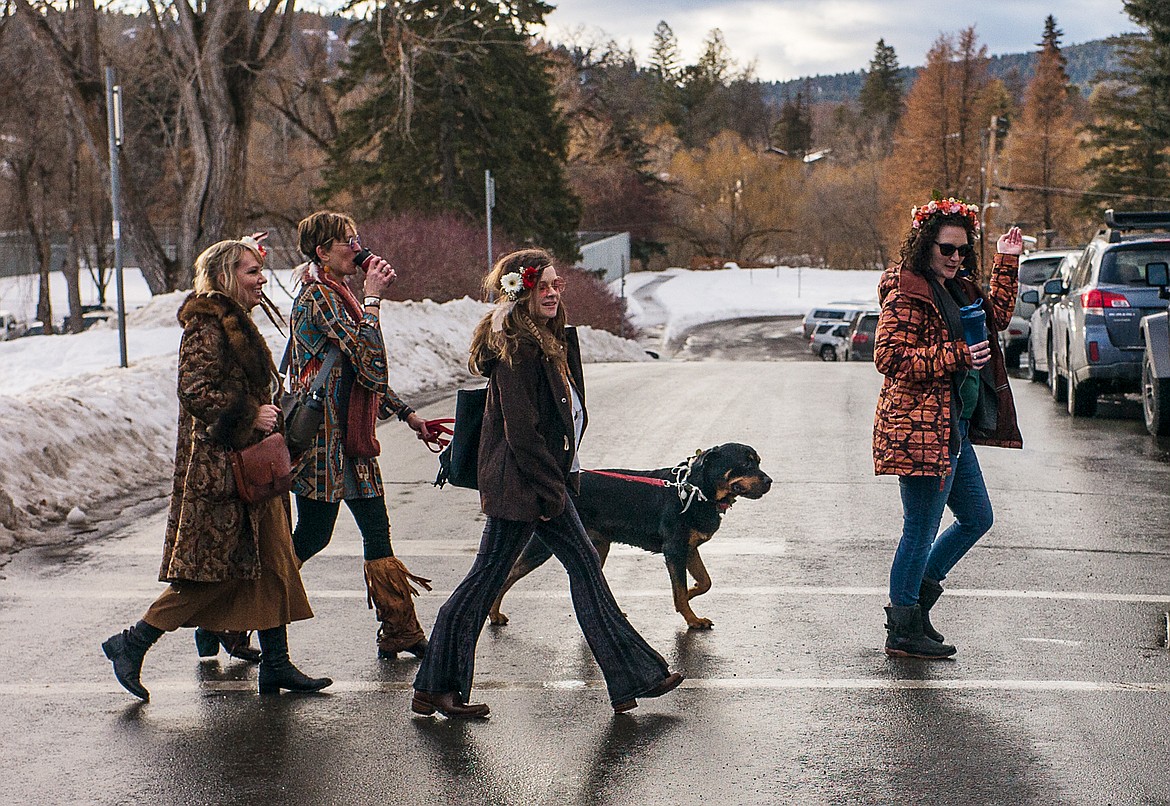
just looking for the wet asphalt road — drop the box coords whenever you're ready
[3,318,1170,805]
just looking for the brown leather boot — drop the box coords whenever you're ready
[365,557,431,659]
[411,689,490,718]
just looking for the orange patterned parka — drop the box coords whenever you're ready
[872,252,1022,477]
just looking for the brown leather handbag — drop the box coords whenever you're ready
[230,433,293,504]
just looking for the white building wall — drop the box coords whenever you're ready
[577,232,630,284]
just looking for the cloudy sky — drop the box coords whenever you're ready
[539,0,1136,82]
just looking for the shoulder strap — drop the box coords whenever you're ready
[281,339,342,395]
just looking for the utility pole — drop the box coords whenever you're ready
[105,67,128,369]
[979,115,1001,276]
[485,170,496,274]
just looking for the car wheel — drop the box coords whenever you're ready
[1048,340,1067,403]
[1142,351,1170,436]
[1027,345,1046,383]
[1067,372,1098,417]
[819,345,837,362]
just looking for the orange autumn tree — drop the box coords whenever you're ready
[1000,16,1089,247]
[885,27,995,244]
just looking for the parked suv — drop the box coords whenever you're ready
[1023,251,1082,383]
[844,311,880,361]
[801,304,864,338]
[1000,249,1080,367]
[1047,210,1170,416]
[809,321,850,361]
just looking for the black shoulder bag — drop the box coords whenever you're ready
[434,387,488,490]
[278,340,342,459]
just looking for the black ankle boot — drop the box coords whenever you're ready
[884,605,956,659]
[102,620,164,701]
[195,628,262,663]
[257,626,332,695]
[917,578,945,643]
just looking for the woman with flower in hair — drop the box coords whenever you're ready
[873,198,1024,658]
[411,248,682,718]
[102,237,331,699]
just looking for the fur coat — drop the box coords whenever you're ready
[158,292,281,583]
[872,252,1023,477]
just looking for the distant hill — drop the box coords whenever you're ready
[764,38,1119,105]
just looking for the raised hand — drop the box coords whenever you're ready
[997,226,1024,256]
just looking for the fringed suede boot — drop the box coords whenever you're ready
[102,620,164,701]
[918,578,946,643]
[364,556,431,660]
[257,626,332,694]
[884,604,956,659]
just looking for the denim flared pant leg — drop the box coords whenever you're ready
[889,421,994,606]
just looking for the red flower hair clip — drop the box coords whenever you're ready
[520,266,542,289]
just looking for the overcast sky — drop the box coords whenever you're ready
[538,0,1137,82]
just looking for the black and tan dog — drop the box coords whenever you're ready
[488,443,772,630]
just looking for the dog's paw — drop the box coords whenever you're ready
[488,611,509,626]
[686,617,714,630]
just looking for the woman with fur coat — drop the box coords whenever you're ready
[102,238,331,700]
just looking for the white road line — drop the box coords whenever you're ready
[9,586,1170,603]
[5,678,1170,697]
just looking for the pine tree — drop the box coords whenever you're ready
[1083,1,1170,213]
[771,90,812,157]
[324,0,580,259]
[859,39,903,143]
[1002,16,1086,245]
[649,21,681,84]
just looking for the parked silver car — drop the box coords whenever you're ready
[1024,251,1082,383]
[808,321,850,361]
[999,249,1080,367]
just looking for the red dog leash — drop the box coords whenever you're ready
[419,418,455,453]
[584,469,669,487]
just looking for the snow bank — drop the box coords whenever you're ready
[0,292,647,553]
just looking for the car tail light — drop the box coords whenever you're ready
[1088,341,1099,362]
[852,333,869,345]
[1082,289,1130,314]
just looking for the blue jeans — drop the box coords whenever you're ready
[889,420,994,606]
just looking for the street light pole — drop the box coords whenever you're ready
[105,66,128,369]
[485,170,496,275]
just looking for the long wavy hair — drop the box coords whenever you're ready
[898,211,981,283]
[468,248,567,376]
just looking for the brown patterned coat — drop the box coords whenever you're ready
[872,253,1023,477]
[158,292,282,583]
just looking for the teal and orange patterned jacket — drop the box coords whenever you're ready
[288,281,411,502]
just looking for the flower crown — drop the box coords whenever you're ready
[499,265,542,301]
[911,198,980,232]
[239,231,269,258]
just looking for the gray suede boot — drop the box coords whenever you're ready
[884,604,956,659]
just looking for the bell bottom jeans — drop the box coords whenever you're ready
[413,496,670,707]
[889,420,994,606]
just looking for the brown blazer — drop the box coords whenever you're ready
[159,292,282,583]
[872,253,1023,477]
[477,327,587,522]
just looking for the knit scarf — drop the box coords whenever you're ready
[307,263,380,458]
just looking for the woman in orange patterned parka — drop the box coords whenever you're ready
[873,199,1024,659]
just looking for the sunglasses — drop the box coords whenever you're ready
[347,234,362,249]
[936,242,973,258]
[537,278,566,294]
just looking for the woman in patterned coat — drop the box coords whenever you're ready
[873,199,1023,658]
[288,211,433,660]
[102,238,331,700]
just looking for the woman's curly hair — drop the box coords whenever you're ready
[899,211,981,283]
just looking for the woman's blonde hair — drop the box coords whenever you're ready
[194,240,264,306]
[193,239,282,325]
[468,248,567,376]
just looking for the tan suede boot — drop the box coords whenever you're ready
[364,556,431,659]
